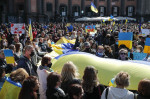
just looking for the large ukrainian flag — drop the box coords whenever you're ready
[118,32,133,49]
[91,2,98,13]
[51,51,150,90]
[48,37,77,58]
[144,38,150,53]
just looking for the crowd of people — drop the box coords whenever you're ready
[0,22,150,99]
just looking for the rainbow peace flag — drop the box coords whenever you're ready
[3,50,15,64]
[144,38,150,53]
[91,2,98,13]
[118,32,133,49]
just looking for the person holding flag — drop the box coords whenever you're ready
[91,2,98,13]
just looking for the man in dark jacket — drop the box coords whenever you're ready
[17,45,37,76]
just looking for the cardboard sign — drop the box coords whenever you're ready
[11,23,25,34]
[85,25,96,33]
[3,50,15,64]
[141,29,150,37]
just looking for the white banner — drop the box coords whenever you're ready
[11,23,25,34]
[141,29,150,37]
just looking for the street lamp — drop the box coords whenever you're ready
[81,10,84,17]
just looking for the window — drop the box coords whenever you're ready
[59,5,67,16]
[112,7,118,16]
[99,7,105,16]
[73,6,79,16]
[62,7,66,16]
[85,6,92,16]
[127,6,134,16]
[46,3,52,12]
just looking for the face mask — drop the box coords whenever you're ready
[47,63,52,68]
[3,42,7,46]
[97,52,103,56]
[136,49,140,53]
[30,51,35,57]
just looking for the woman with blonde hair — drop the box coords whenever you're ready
[82,66,105,99]
[61,61,81,93]
[101,71,134,99]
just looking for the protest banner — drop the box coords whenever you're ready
[11,23,25,34]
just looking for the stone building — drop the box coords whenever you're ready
[0,0,149,23]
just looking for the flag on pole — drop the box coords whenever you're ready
[91,2,98,13]
[109,15,114,21]
[29,19,33,41]
[125,18,128,24]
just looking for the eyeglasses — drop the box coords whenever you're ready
[120,53,127,55]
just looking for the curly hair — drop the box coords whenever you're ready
[82,66,99,93]
[115,71,130,87]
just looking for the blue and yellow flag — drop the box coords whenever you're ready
[0,77,22,99]
[144,38,150,53]
[108,78,115,87]
[113,21,115,26]
[49,37,77,58]
[67,24,73,32]
[108,15,114,21]
[29,19,33,41]
[3,50,15,64]
[91,2,98,13]
[125,19,128,24]
[118,32,133,49]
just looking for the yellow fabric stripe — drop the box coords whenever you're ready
[118,40,132,49]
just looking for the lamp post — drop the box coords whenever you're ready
[81,10,84,17]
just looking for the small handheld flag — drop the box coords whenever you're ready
[3,50,15,64]
[144,38,150,53]
[109,15,114,21]
[118,32,133,49]
[91,2,98,13]
[109,78,115,87]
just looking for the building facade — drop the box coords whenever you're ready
[0,0,149,23]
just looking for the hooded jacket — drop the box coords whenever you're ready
[101,87,134,99]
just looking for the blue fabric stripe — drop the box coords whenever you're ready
[6,77,22,88]
[62,49,78,54]
[61,43,74,49]
[119,32,133,41]
[3,50,14,57]
[91,2,96,8]
[145,38,150,46]
[55,51,94,60]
